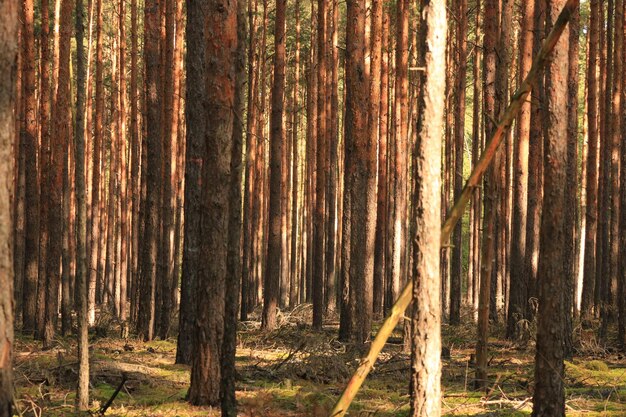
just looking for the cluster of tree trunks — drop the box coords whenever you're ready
[5,0,626,415]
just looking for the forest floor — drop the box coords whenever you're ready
[11,306,626,417]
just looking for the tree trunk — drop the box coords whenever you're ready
[187,0,236,405]
[88,0,103,326]
[370,0,384,320]
[620,0,626,350]
[262,0,286,331]
[74,0,89,406]
[391,0,409,313]
[475,0,498,389]
[0,1,17,413]
[176,0,205,366]
[45,0,73,348]
[118,0,128,325]
[409,3,445,414]
[525,0,545,320]
[21,0,40,334]
[346,0,375,346]
[312,0,327,330]
[531,1,571,415]
[507,0,534,339]
[221,0,245,412]
[450,0,467,326]
[289,0,301,308]
[563,2,580,358]
[129,0,140,325]
[581,0,599,321]
[35,0,52,340]
[137,0,162,341]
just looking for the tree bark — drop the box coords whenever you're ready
[137,0,162,341]
[221,0,245,411]
[176,0,205,366]
[475,0,498,389]
[44,0,73,348]
[262,0,286,331]
[531,1,572,415]
[507,0,534,338]
[21,0,40,334]
[409,1,445,415]
[187,0,236,405]
[346,0,375,346]
[450,0,467,326]
[74,0,89,406]
[563,2,580,358]
[0,1,17,413]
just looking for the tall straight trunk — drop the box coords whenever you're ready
[45,0,73,347]
[596,0,612,318]
[62,108,73,335]
[525,0,545,319]
[346,0,375,345]
[252,0,269,314]
[129,0,140,325]
[370,0,384,320]
[391,0,409,310]
[21,0,40,334]
[450,0,467,326]
[507,0,534,338]
[475,0,498,389]
[0,1,17,413]
[262,0,287,331]
[409,2,445,414]
[620,0,626,349]
[105,34,119,314]
[470,0,483,315]
[241,0,258,320]
[325,0,339,314]
[74,0,89,406]
[305,4,318,307]
[222,0,245,411]
[118,0,128,324]
[176,0,204,366]
[157,0,175,338]
[289,0,301,308]
[137,0,162,341]
[531,0,572,414]
[36,0,52,340]
[602,0,621,340]
[494,0,514,323]
[187,0,236,405]
[581,0,599,320]
[563,3,580,357]
[89,0,103,326]
[312,0,327,330]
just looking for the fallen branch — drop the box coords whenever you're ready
[98,373,128,416]
[329,1,579,415]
